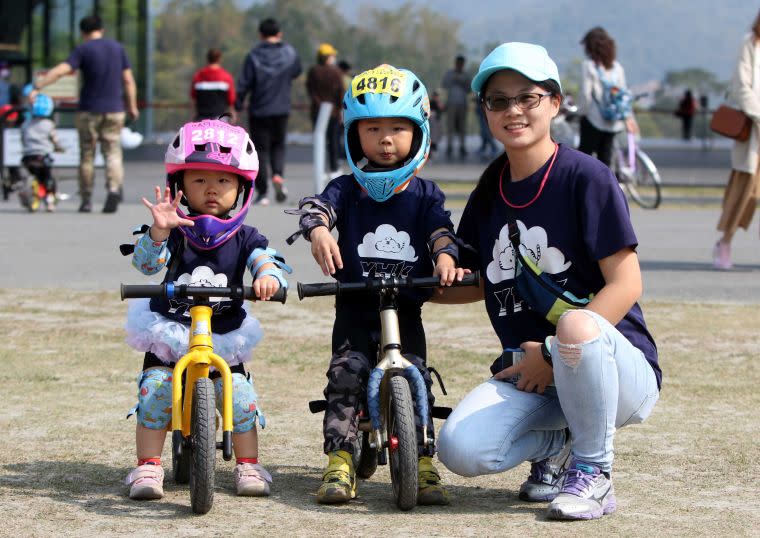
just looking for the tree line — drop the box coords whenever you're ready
[152,0,463,131]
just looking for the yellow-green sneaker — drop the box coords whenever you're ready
[417,456,450,505]
[316,450,357,504]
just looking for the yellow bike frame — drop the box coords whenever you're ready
[171,303,233,451]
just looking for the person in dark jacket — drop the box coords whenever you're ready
[235,18,302,205]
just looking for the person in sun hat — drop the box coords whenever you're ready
[307,42,345,180]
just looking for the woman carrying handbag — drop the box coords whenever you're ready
[713,10,760,270]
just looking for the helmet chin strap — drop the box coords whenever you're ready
[186,207,232,220]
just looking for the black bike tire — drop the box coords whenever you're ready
[172,433,191,484]
[189,377,216,514]
[626,150,662,209]
[355,430,378,479]
[386,376,418,510]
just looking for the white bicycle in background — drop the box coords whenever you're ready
[552,103,662,209]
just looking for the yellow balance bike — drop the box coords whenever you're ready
[120,283,286,514]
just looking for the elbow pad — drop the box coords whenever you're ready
[284,196,337,244]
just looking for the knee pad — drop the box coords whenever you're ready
[134,368,173,430]
[325,349,371,396]
[214,373,264,433]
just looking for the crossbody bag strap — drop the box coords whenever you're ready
[503,205,588,309]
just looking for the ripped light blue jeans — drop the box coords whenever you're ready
[437,310,659,475]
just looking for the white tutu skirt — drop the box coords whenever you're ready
[125,299,263,366]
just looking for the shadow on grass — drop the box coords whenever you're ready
[0,461,549,521]
[266,463,548,519]
[0,461,194,519]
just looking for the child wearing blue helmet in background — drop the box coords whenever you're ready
[287,65,465,505]
[20,92,64,211]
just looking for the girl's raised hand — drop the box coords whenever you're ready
[141,186,194,236]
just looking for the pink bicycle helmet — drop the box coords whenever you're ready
[165,119,259,249]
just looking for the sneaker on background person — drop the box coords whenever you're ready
[712,241,732,270]
[272,174,288,203]
[547,458,616,520]
[254,193,270,206]
[103,191,120,213]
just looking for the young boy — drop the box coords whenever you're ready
[20,93,63,211]
[287,65,464,505]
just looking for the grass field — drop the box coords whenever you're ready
[1,289,758,537]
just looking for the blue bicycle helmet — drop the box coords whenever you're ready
[31,94,54,118]
[343,64,430,202]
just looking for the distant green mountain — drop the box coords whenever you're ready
[335,0,755,83]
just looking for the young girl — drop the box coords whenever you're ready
[124,119,290,500]
[287,65,464,506]
[434,43,661,521]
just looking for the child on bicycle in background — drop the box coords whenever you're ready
[287,65,464,506]
[20,92,63,211]
[123,119,291,500]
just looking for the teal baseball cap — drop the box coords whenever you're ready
[471,42,562,95]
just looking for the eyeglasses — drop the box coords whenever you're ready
[482,92,553,112]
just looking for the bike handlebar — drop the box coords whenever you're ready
[120,283,287,303]
[297,271,481,300]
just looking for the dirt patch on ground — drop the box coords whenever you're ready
[1,289,758,537]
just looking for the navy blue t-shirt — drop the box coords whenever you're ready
[318,174,454,306]
[458,145,661,388]
[66,38,131,113]
[149,226,268,334]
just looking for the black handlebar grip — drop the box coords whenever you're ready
[298,281,339,300]
[459,271,481,287]
[120,283,165,300]
[242,285,287,304]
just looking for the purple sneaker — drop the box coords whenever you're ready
[547,458,616,520]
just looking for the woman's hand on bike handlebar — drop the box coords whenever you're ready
[493,341,554,394]
[434,253,469,290]
[253,274,280,301]
[142,186,194,241]
[310,226,343,276]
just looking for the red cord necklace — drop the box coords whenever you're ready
[499,143,559,209]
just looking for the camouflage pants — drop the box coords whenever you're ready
[75,111,125,199]
[322,343,436,456]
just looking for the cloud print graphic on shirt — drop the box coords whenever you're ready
[486,221,571,284]
[357,224,418,261]
[176,266,229,302]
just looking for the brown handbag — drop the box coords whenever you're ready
[710,105,752,142]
